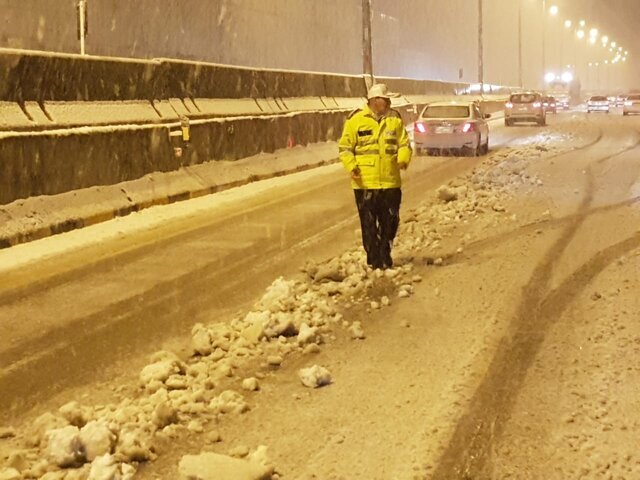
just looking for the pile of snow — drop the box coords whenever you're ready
[178,448,274,480]
[298,365,332,388]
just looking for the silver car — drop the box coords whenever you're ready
[623,94,640,115]
[587,96,610,113]
[413,101,490,156]
[505,92,546,126]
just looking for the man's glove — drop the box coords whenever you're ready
[351,167,362,180]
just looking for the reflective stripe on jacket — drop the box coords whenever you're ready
[338,104,412,189]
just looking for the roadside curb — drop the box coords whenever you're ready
[0,156,339,250]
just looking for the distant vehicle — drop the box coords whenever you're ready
[587,96,610,113]
[504,92,546,126]
[623,94,640,115]
[607,96,618,107]
[616,95,627,107]
[555,94,571,110]
[413,101,490,156]
[542,96,557,114]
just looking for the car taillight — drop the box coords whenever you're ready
[533,102,542,108]
[505,102,513,109]
[415,122,427,133]
[461,122,475,133]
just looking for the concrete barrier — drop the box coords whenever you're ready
[0,50,368,103]
[0,111,347,205]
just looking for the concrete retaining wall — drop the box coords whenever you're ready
[0,111,346,205]
[0,50,367,103]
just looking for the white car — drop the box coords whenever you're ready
[413,102,490,156]
[504,92,546,126]
[623,94,640,115]
[587,96,610,113]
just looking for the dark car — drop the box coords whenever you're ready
[542,96,557,114]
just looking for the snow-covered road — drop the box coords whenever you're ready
[2,110,640,479]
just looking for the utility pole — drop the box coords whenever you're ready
[478,0,484,92]
[77,0,88,55]
[542,0,547,88]
[518,0,523,88]
[362,0,374,88]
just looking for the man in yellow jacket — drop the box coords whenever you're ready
[339,83,412,270]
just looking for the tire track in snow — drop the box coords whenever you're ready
[431,127,640,479]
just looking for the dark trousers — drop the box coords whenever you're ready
[354,188,402,269]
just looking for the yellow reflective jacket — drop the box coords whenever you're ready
[338,104,412,189]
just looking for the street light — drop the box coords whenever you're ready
[579,20,586,27]
[545,72,557,83]
[549,5,559,15]
[589,28,598,37]
[611,41,617,48]
[561,72,574,83]
[564,19,572,28]
[577,30,585,39]
[589,37,596,45]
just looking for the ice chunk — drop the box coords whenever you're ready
[79,421,115,461]
[178,451,274,480]
[46,426,85,467]
[298,365,332,388]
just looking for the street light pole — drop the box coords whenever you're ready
[478,0,484,92]
[518,0,523,88]
[362,0,374,88]
[542,0,547,88]
[77,0,88,55]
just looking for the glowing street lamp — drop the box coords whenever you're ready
[561,72,574,83]
[576,30,585,39]
[579,20,586,27]
[545,72,557,83]
[589,37,596,45]
[549,5,559,16]
[564,20,572,28]
[611,41,617,48]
